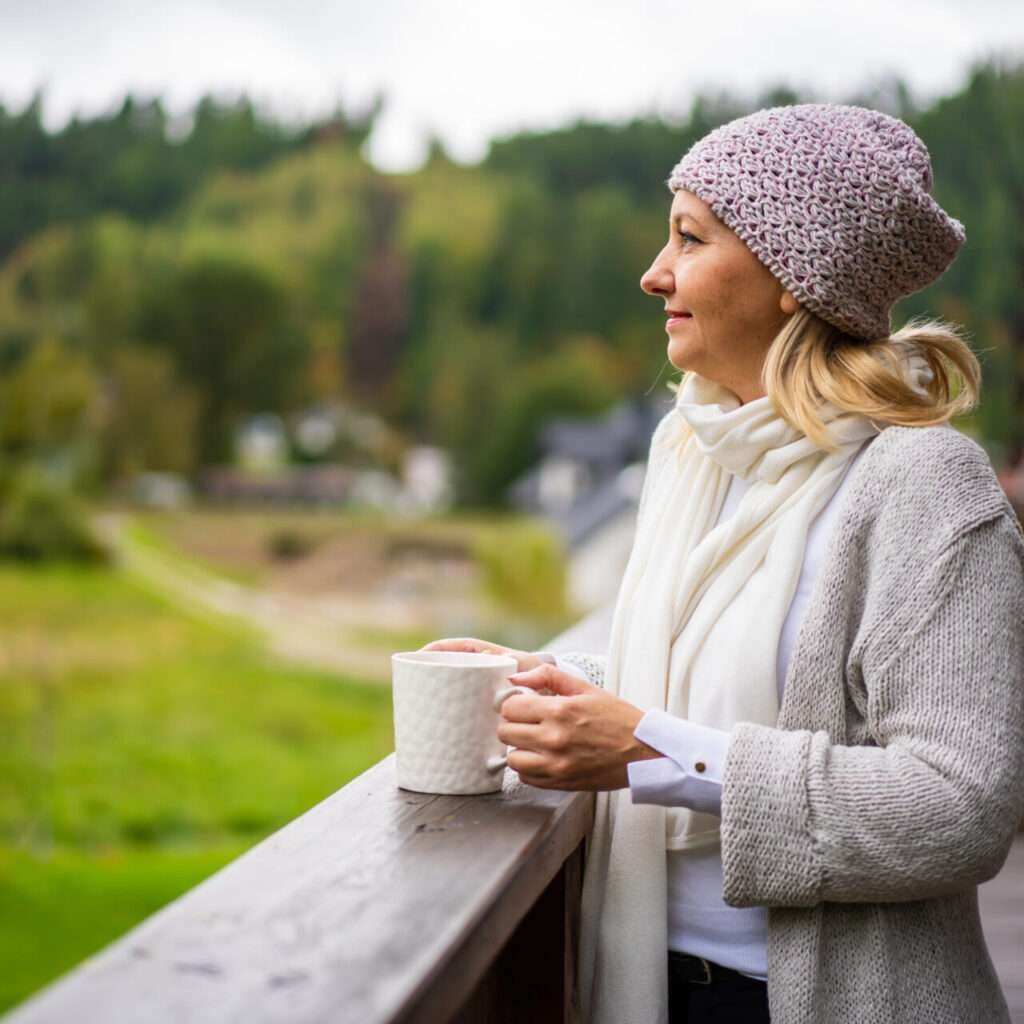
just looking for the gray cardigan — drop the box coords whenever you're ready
[556,423,1024,1024]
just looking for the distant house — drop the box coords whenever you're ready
[506,395,672,611]
[130,472,193,509]
[398,445,453,516]
[200,406,450,513]
[292,407,339,458]
[200,464,359,505]
[235,414,289,473]
[199,409,453,513]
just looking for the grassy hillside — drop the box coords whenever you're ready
[0,559,394,1012]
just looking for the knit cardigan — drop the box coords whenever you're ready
[553,423,1024,1024]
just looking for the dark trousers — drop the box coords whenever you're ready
[668,951,771,1023]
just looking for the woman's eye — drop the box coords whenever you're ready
[678,230,700,244]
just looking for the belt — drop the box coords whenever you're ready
[667,950,763,987]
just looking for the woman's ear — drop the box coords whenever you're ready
[780,289,799,315]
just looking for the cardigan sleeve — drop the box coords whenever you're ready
[539,651,608,688]
[719,512,1024,909]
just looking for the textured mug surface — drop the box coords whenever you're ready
[391,651,530,794]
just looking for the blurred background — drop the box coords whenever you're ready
[2,1,1023,1012]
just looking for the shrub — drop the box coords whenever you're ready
[0,464,110,563]
[266,527,316,561]
[473,521,571,623]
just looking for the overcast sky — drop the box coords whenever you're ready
[2,0,1023,173]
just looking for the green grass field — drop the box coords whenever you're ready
[0,559,395,1013]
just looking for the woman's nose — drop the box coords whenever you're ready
[640,259,670,296]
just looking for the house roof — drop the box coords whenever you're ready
[538,395,671,465]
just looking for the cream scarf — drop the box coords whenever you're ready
[574,346,933,1024]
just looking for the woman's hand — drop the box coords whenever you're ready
[497,662,662,791]
[418,637,550,675]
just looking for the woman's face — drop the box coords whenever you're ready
[640,188,799,404]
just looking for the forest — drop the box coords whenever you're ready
[0,57,1021,522]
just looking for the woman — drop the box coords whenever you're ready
[422,103,1024,1024]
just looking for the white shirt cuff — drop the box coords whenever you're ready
[627,709,731,815]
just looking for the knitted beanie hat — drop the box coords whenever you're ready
[665,102,966,341]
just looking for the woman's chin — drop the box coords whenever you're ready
[667,340,698,373]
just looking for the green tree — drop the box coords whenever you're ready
[902,56,1024,463]
[428,324,621,508]
[0,336,102,487]
[135,256,308,466]
[97,346,200,483]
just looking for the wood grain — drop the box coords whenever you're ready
[3,757,593,1024]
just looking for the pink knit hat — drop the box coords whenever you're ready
[666,103,966,342]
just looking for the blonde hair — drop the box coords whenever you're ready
[666,308,981,455]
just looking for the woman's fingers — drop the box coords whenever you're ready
[418,638,541,674]
[506,747,556,786]
[497,711,550,746]
[498,689,546,723]
[510,664,593,696]
[420,637,491,652]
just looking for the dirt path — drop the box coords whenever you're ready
[93,513,448,684]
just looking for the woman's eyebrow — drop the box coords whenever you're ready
[671,212,705,230]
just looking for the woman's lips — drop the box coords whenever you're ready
[666,314,692,327]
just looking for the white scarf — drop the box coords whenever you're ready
[575,346,933,1024]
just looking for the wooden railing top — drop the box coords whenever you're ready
[3,607,612,1024]
[5,757,594,1024]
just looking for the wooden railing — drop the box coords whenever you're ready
[2,606,612,1024]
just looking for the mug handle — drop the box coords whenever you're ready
[487,684,534,773]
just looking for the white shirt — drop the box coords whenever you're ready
[555,437,872,980]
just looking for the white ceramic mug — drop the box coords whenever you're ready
[391,650,533,794]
